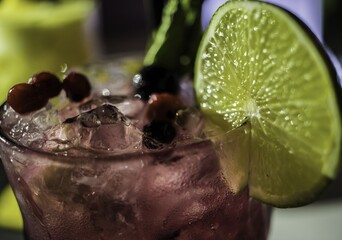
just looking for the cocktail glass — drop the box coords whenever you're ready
[0,58,271,240]
[2,0,327,238]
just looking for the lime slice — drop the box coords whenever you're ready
[205,122,251,193]
[195,0,341,207]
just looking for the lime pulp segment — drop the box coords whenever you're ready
[195,1,341,207]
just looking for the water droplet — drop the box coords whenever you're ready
[102,88,110,96]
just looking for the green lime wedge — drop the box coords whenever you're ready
[205,121,251,193]
[195,0,341,207]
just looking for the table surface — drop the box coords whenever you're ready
[269,200,342,240]
[1,199,342,240]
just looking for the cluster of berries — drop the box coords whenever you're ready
[7,64,185,149]
[133,65,184,149]
[7,72,91,114]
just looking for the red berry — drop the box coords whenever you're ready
[63,72,91,102]
[29,72,62,98]
[146,93,184,122]
[7,83,49,114]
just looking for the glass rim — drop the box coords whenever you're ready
[0,53,209,164]
[0,102,211,164]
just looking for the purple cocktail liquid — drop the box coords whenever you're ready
[0,58,270,240]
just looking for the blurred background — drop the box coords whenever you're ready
[100,0,342,56]
[0,0,341,239]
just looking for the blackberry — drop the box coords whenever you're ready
[133,65,179,101]
[143,120,177,149]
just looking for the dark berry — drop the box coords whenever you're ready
[7,83,49,114]
[133,65,179,101]
[29,72,62,98]
[143,120,177,149]
[146,93,184,121]
[63,72,91,102]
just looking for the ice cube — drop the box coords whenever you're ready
[79,96,145,119]
[31,106,60,131]
[175,107,205,139]
[0,104,61,148]
[45,104,142,153]
[65,104,128,128]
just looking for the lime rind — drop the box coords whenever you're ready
[195,1,341,207]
